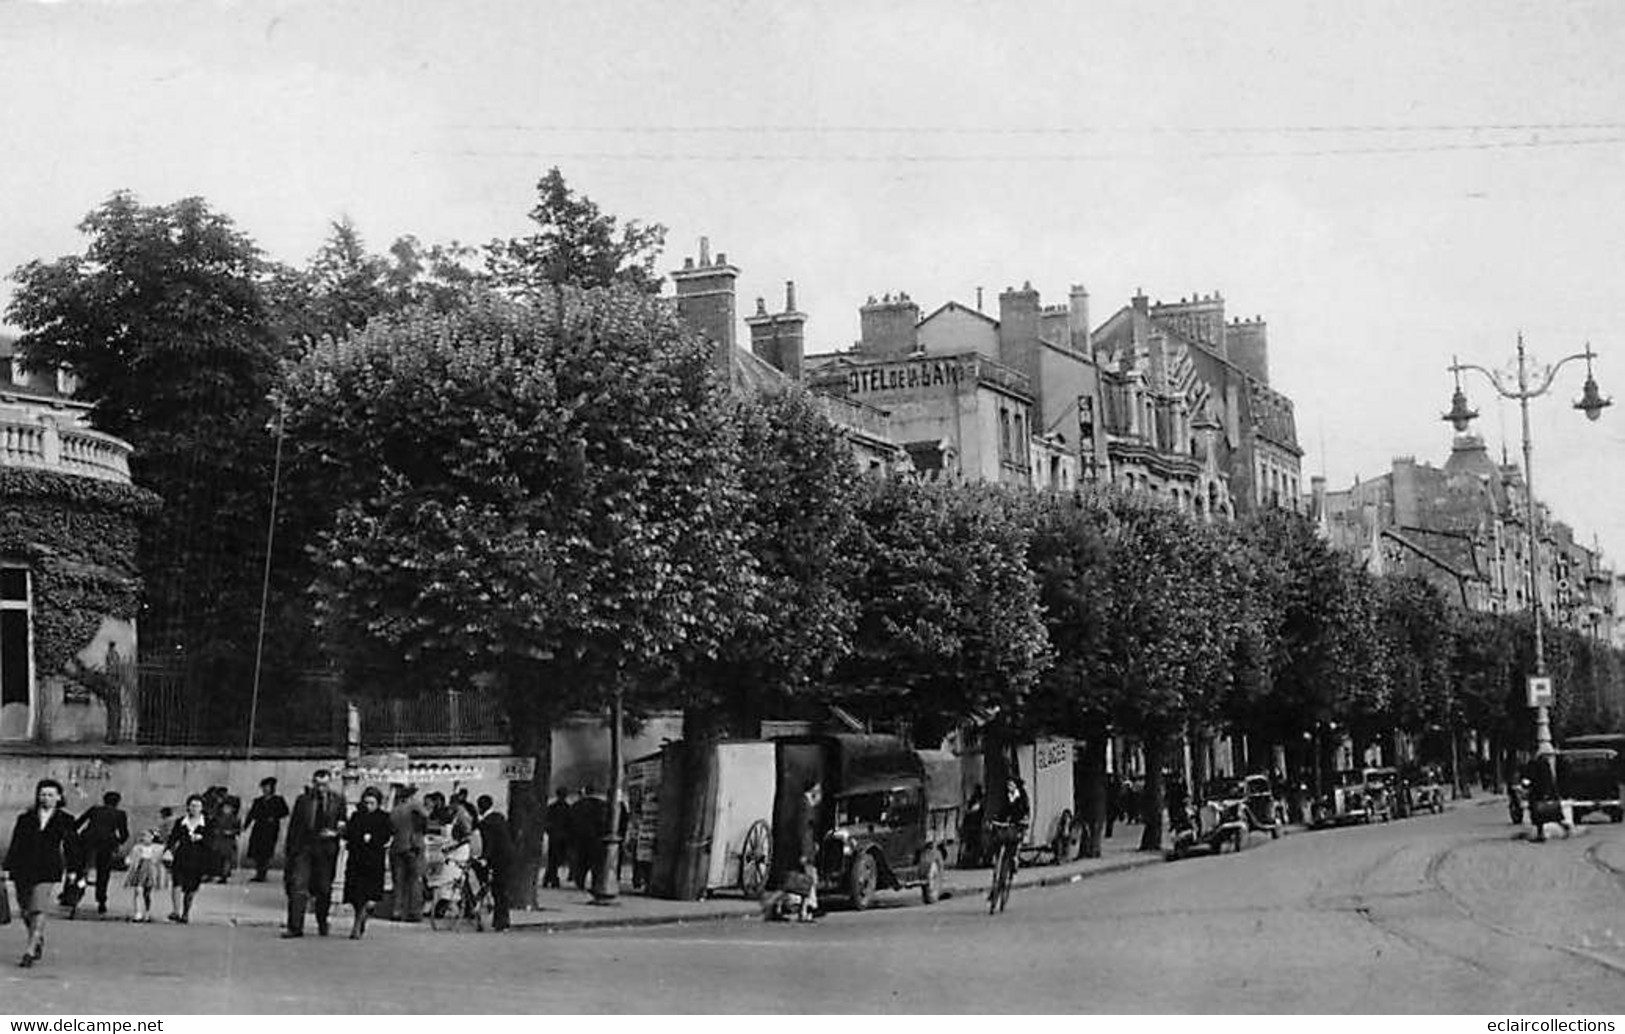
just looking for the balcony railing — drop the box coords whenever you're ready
[0,406,132,484]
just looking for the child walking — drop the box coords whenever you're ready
[124,828,167,922]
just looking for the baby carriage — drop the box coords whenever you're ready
[428,840,490,931]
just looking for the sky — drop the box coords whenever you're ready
[4,0,1624,566]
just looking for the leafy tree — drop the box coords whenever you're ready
[1019,489,1112,854]
[484,168,667,296]
[6,192,305,711]
[834,479,1049,749]
[276,222,483,345]
[680,388,863,733]
[281,285,753,902]
[1375,575,1456,740]
[1087,494,1241,851]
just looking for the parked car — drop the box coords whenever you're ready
[1311,770,1371,827]
[1362,767,1403,821]
[1404,764,1446,815]
[1554,748,1623,824]
[1167,781,1251,860]
[1242,774,1286,837]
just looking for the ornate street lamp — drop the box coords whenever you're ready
[1443,337,1610,773]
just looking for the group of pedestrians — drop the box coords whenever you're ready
[277,771,516,939]
[541,785,627,891]
[0,769,521,967]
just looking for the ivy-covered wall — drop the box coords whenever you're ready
[0,467,160,743]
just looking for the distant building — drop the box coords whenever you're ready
[1322,432,1617,640]
[1093,290,1302,516]
[666,242,1302,520]
[669,240,909,476]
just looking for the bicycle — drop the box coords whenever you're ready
[986,820,1026,915]
[430,858,493,932]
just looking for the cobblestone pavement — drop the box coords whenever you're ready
[2,800,1621,1013]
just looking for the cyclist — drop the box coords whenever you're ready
[986,776,1030,912]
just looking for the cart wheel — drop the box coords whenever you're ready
[848,852,878,911]
[921,853,943,904]
[739,819,772,898]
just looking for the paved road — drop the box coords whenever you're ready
[4,800,1624,1013]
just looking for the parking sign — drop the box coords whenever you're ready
[1526,676,1553,708]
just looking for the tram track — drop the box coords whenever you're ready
[1423,838,1625,978]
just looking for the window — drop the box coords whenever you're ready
[999,407,1011,462]
[0,567,31,721]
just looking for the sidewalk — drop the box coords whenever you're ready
[68,822,1173,935]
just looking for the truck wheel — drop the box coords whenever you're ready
[920,854,943,904]
[848,852,878,911]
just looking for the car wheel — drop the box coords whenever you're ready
[1611,809,1622,824]
[920,854,943,905]
[848,852,878,911]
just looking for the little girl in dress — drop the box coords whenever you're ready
[124,828,167,922]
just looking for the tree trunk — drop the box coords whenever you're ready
[1077,733,1107,860]
[1138,734,1167,852]
[507,711,553,911]
[1190,724,1210,797]
[671,707,727,901]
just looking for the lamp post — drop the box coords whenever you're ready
[1442,335,1611,770]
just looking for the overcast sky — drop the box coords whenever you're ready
[4,0,1623,568]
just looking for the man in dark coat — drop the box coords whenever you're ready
[568,786,606,890]
[475,795,515,931]
[244,777,288,882]
[542,787,571,889]
[281,769,346,938]
[75,790,129,915]
[3,779,82,968]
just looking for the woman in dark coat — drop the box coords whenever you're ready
[3,778,82,968]
[244,777,289,882]
[343,786,393,939]
[165,794,211,923]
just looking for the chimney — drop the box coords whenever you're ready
[670,238,739,376]
[857,292,920,357]
[1068,283,1091,354]
[1226,316,1269,385]
[746,279,807,380]
[1131,288,1149,316]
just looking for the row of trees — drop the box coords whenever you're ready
[9,175,1624,881]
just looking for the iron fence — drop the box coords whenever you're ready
[133,664,506,749]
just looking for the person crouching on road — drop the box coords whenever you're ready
[4,778,84,968]
[343,787,393,939]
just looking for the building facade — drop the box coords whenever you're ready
[1093,291,1302,517]
[1322,432,1618,640]
[0,336,155,744]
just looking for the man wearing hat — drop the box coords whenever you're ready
[243,777,288,883]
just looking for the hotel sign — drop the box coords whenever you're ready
[848,358,966,396]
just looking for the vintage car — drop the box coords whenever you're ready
[1241,774,1285,837]
[1362,767,1403,821]
[775,735,959,911]
[1555,748,1624,824]
[1404,764,1446,815]
[1310,770,1371,827]
[1167,781,1252,860]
